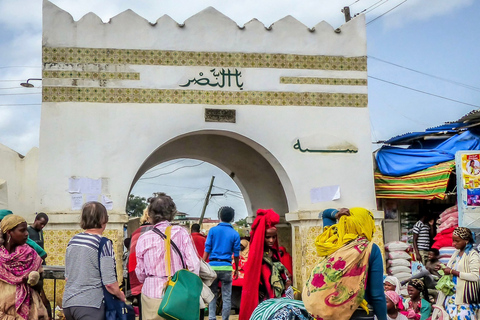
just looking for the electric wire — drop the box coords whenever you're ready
[347,0,362,7]
[144,159,186,174]
[0,66,41,69]
[367,0,407,25]
[213,185,242,195]
[368,76,480,108]
[0,92,41,96]
[0,104,41,106]
[0,86,42,90]
[365,0,389,14]
[368,56,480,92]
[136,180,207,190]
[139,161,205,180]
[359,0,385,13]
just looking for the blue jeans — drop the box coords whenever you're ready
[208,270,232,320]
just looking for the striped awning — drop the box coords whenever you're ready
[375,160,455,200]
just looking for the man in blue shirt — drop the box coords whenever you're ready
[203,207,241,320]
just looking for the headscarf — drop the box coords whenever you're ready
[240,239,250,259]
[0,215,42,320]
[1,214,26,233]
[385,290,402,306]
[453,227,475,254]
[0,209,13,221]
[408,279,425,292]
[384,276,402,295]
[315,207,375,257]
[239,209,280,320]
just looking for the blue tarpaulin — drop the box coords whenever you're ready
[376,131,480,176]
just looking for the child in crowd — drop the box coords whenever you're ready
[403,279,431,320]
[384,276,404,312]
[386,291,408,320]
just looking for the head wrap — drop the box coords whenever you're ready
[0,209,13,221]
[454,227,474,242]
[0,238,42,320]
[384,276,402,294]
[385,290,401,306]
[315,207,375,257]
[408,279,425,292]
[239,209,280,320]
[1,214,26,233]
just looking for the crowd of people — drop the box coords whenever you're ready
[1,198,480,320]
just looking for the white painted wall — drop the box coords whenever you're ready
[0,144,38,221]
[37,1,376,217]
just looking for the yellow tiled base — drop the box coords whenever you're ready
[43,229,124,306]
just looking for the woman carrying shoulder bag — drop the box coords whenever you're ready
[432,227,480,320]
[63,202,125,320]
[135,193,200,320]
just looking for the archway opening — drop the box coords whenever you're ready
[127,131,294,251]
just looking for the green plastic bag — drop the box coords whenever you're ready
[157,226,203,320]
[435,270,455,296]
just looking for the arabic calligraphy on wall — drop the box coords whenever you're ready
[180,68,243,90]
[293,139,358,153]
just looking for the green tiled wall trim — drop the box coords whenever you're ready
[43,47,367,71]
[43,70,140,80]
[42,86,368,107]
[281,77,367,86]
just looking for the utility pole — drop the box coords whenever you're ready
[342,6,351,22]
[199,176,215,225]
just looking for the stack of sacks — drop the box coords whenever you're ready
[433,205,458,249]
[439,247,456,265]
[437,205,458,233]
[386,241,412,282]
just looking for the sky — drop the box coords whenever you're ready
[1,0,479,219]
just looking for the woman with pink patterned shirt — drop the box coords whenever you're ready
[135,193,200,320]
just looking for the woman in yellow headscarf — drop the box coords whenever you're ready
[303,208,386,320]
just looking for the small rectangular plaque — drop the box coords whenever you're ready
[205,108,236,123]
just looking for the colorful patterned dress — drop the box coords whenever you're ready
[444,256,480,320]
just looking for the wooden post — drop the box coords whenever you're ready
[199,176,215,225]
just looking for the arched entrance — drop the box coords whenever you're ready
[129,130,295,218]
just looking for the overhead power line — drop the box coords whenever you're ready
[368,76,480,108]
[0,103,41,106]
[367,0,407,25]
[0,92,41,96]
[139,161,205,180]
[365,0,389,14]
[369,56,480,92]
[0,66,41,69]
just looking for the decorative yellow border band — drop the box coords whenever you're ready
[43,47,367,71]
[42,86,368,107]
[281,77,367,86]
[43,70,140,80]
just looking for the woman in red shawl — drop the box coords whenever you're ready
[0,214,46,320]
[239,209,290,320]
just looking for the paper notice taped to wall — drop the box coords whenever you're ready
[310,185,340,203]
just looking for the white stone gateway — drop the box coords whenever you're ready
[0,0,384,291]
